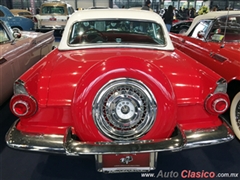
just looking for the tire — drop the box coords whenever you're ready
[230,92,240,140]
[71,56,177,142]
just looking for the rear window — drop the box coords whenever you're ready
[41,6,65,14]
[68,20,166,46]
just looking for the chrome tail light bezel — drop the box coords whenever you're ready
[11,94,38,117]
[205,78,230,115]
[10,79,38,118]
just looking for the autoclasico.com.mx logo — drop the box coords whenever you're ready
[141,170,239,178]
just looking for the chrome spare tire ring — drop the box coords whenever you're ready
[92,78,157,140]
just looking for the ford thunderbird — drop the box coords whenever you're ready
[6,9,234,173]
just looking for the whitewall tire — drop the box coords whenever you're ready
[230,92,240,140]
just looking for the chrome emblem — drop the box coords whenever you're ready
[120,156,133,164]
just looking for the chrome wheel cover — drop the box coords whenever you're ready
[92,78,157,140]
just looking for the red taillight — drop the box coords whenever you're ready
[14,101,28,115]
[205,93,229,115]
[172,19,179,23]
[49,17,57,21]
[33,17,38,23]
[10,94,37,118]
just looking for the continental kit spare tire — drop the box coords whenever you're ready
[71,56,177,142]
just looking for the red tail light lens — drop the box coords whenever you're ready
[14,101,28,115]
[33,17,38,23]
[205,93,229,115]
[10,94,37,118]
[49,17,57,21]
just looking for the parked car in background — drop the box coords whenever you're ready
[6,9,233,173]
[10,9,34,20]
[0,20,54,106]
[170,19,192,34]
[0,5,34,31]
[173,11,193,23]
[170,11,240,140]
[160,9,192,24]
[34,0,75,33]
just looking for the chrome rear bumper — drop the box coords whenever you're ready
[5,119,234,155]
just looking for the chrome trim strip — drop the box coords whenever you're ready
[14,79,28,95]
[66,44,169,51]
[100,167,154,173]
[6,119,234,155]
[214,78,228,93]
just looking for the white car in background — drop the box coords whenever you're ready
[34,0,75,33]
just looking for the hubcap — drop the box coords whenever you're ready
[92,78,157,140]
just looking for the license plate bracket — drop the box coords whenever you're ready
[95,152,158,173]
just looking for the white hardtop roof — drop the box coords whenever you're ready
[186,11,240,35]
[59,9,174,51]
[69,9,163,23]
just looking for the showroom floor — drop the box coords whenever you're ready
[1,35,240,180]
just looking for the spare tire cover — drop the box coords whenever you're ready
[72,56,177,142]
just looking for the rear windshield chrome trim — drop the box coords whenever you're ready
[62,44,174,51]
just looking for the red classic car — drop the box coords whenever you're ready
[6,9,234,173]
[170,11,240,140]
[0,20,54,106]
